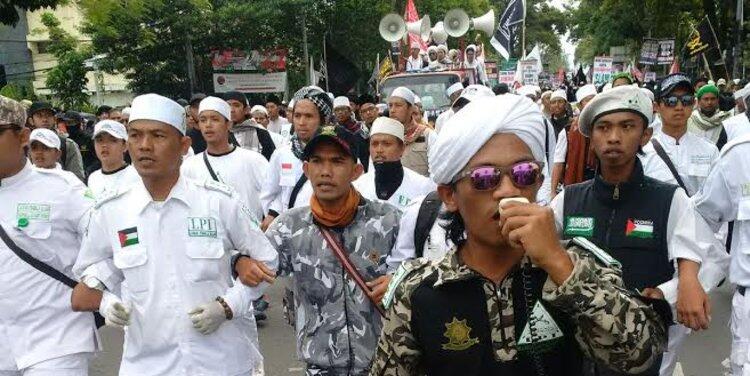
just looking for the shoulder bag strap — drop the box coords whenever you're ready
[202,152,220,182]
[0,223,76,288]
[287,174,309,209]
[318,226,386,317]
[650,138,689,194]
[414,191,442,258]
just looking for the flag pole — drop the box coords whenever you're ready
[323,33,329,92]
[376,53,380,97]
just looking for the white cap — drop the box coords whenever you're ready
[446,82,464,97]
[198,96,231,121]
[333,96,351,109]
[121,107,131,116]
[578,85,653,137]
[707,80,715,86]
[437,44,448,53]
[575,84,597,102]
[414,95,421,105]
[550,89,567,102]
[717,78,727,85]
[427,45,438,54]
[389,87,416,105]
[29,128,61,150]
[93,120,128,140]
[250,105,268,115]
[370,117,405,142]
[129,94,186,134]
[640,88,655,102]
[517,86,537,98]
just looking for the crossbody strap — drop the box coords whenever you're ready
[650,138,689,194]
[318,226,386,317]
[202,152,220,182]
[0,223,76,288]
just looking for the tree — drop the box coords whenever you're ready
[0,0,62,26]
[40,12,91,109]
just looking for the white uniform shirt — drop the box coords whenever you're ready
[353,167,437,211]
[387,195,452,272]
[537,120,557,205]
[181,147,269,222]
[551,189,728,305]
[693,134,750,287]
[267,117,291,137]
[406,56,424,71]
[640,129,719,196]
[553,130,568,164]
[260,146,304,215]
[723,113,750,142]
[0,162,99,370]
[87,164,140,199]
[73,176,278,376]
[434,109,454,134]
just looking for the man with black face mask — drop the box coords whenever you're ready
[61,111,97,177]
[353,117,435,211]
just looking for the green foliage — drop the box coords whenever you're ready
[0,0,65,26]
[0,82,36,101]
[41,12,91,109]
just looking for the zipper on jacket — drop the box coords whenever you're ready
[605,207,617,245]
[613,184,620,200]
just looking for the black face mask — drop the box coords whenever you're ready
[700,107,717,117]
[374,160,404,200]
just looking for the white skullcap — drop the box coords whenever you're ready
[250,105,268,115]
[640,88,655,102]
[466,44,477,52]
[550,89,567,102]
[333,96,351,109]
[121,107,131,116]
[94,119,127,140]
[446,82,464,97]
[198,96,231,121]
[429,95,547,184]
[389,86,416,105]
[375,103,388,114]
[427,45,438,53]
[578,85,653,137]
[717,78,727,85]
[29,128,61,150]
[457,84,495,103]
[370,117,405,142]
[414,95,421,105]
[327,92,335,100]
[129,93,186,134]
[437,44,448,53]
[516,86,537,98]
[575,85,597,102]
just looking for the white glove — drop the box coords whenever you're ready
[188,300,229,335]
[99,291,131,327]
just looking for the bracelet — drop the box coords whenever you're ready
[215,296,233,320]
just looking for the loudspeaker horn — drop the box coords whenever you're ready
[471,9,495,36]
[406,15,431,42]
[431,21,448,44]
[444,8,470,37]
[379,13,406,42]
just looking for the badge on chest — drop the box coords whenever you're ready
[188,217,218,238]
[17,203,51,222]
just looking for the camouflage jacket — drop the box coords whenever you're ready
[369,241,669,376]
[266,197,401,375]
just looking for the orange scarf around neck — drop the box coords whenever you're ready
[310,186,361,228]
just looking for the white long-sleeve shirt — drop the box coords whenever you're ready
[260,146,304,215]
[551,189,728,305]
[353,167,436,211]
[693,134,750,287]
[0,162,99,370]
[74,176,278,376]
[181,147,269,222]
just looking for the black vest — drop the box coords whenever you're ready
[410,266,584,376]
[562,160,677,292]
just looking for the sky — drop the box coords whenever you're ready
[550,0,576,68]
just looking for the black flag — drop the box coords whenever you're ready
[324,39,360,94]
[686,16,718,57]
[574,65,587,85]
[490,0,526,60]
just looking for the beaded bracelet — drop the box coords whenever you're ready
[215,296,233,320]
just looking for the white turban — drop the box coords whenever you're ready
[429,95,547,184]
[575,84,597,102]
[250,105,268,115]
[550,89,567,102]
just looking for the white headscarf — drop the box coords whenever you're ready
[429,95,547,184]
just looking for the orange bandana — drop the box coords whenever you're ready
[310,186,361,228]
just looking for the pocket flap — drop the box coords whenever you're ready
[186,240,224,259]
[19,221,52,240]
[114,245,148,269]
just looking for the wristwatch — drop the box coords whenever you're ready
[82,275,105,291]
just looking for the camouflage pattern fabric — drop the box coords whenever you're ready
[0,95,27,126]
[369,241,669,375]
[266,198,401,375]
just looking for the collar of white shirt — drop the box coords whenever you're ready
[131,174,192,212]
[1,160,33,188]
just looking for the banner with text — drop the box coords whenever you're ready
[213,72,287,93]
[593,56,614,85]
[519,59,540,85]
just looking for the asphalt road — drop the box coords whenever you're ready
[91,280,735,376]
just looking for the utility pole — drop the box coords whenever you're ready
[302,8,309,85]
[185,38,196,95]
[734,0,744,78]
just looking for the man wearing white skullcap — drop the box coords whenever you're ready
[372,93,671,375]
[72,92,277,375]
[550,85,726,375]
[548,89,572,140]
[549,84,598,201]
[406,42,425,71]
[353,117,435,214]
[434,82,465,134]
[463,44,488,86]
[87,119,140,198]
[436,44,451,67]
[388,86,435,176]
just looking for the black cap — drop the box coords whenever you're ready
[303,125,359,162]
[176,98,189,106]
[189,93,206,105]
[656,73,694,100]
[29,101,54,116]
[61,111,83,123]
[223,91,248,107]
[96,105,112,116]
[358,94,375,105]
[265,94,281,106]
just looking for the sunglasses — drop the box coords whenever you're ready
[455,161,543,191]
[660,95,694,107]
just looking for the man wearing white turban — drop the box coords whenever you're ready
[371,94,670,376]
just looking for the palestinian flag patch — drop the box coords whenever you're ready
[626,219,654,239]
[118,227,139,248]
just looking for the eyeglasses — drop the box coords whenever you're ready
[660,95,695,107]
[454,161,543,191]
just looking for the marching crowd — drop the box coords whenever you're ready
[1,69,750,376]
